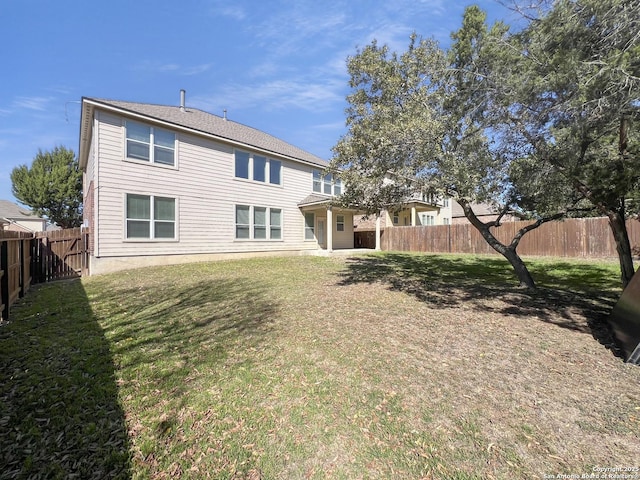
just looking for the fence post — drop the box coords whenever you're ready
[1,241,9,321]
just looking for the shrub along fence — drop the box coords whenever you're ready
[381,217,640,258]
[0,228,89,321]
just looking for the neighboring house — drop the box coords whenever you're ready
[451,200,522,225]
[0,200,47,232]
[354,195,452,231]
[78,93,356,274]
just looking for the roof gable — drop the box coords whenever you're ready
[80,97,328,169]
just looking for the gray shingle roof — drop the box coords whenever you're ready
[84,98,328,168]
[297,194,333,207]
[0,200,43,220]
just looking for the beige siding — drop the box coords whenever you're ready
[94,110,324,258]
[332,211,354,249]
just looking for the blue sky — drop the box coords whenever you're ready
[1,0,519,206]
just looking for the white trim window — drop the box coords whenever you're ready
[270,160,282,185]
[234,150,282,185]
[312,170,341,196]
[270,208,282,239]
[336,214,345,232]
[126,194,176,240]
[125,121,176,167]
[235,205,283,240]
[421,213,435,226]
[304,212,315,240]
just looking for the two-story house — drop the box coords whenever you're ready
[79,93,354,274]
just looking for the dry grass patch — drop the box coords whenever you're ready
[1,253,639,479]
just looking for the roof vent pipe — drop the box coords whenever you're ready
[223,109,227,121]
[180,89,186,112]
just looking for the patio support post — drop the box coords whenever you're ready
[411,206,417,226]
[327,206,333,252]
[375,211,382,251]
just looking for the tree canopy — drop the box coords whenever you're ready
[331,0,639,288]
[11,146,83,229]
[492,0,640,286]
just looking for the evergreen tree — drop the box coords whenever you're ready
[11,146,83,229]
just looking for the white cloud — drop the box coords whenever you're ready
[134,62,213,76]
[192,76,345,114]
[12,96,55,111]
[208,2,246,21]
[182,63,214,76]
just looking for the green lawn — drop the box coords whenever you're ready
[1,253,639,479]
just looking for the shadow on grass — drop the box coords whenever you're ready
[87,273,277,411]
[339,253,623,356]
[0,279,131,479]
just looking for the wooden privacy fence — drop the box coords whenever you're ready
[0,228,89,321]
[33,228,90,283]
[382,217,640,258]
[0,232,33,321]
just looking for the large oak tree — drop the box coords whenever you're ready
[331,0,639,289]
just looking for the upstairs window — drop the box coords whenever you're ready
[323,174,332,194]
[270,160,282,185]
[334,178,342,196]
[235,151,250,179]
[313,171,322,193]
[253,155,267,182]
[234,150,282,185]
[312,170,341,196]
[126,121,175,167]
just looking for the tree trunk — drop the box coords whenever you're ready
[607,209,635,289]
[502,246,537,290]
[473,226,536,290]
[457,198,537,289]
[574,182,636,289]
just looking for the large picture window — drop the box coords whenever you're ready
[234,150,282,185]
[235,205,283,240]
[126,121,175,166]
[126,194,176,239]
